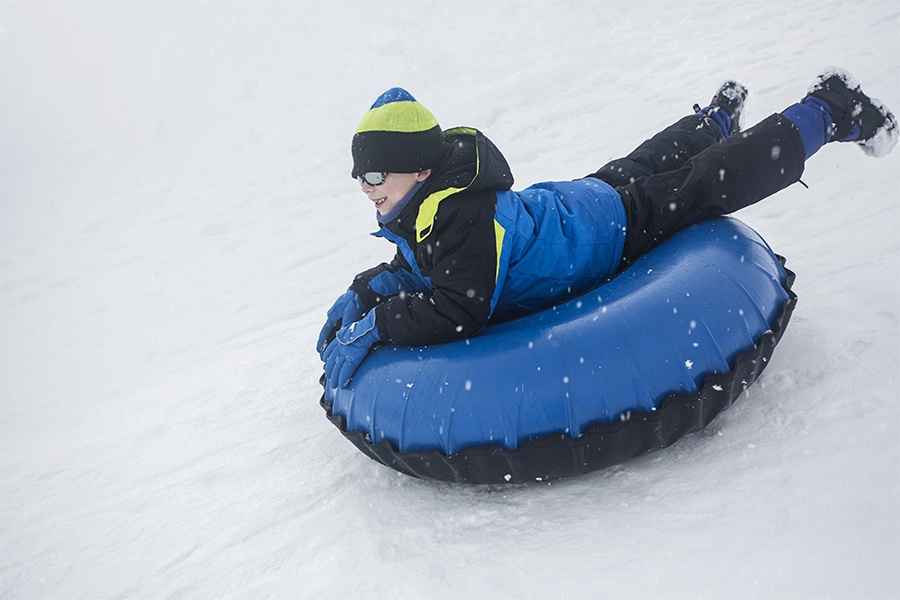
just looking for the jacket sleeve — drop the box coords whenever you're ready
[349,253,430,311]
[374,195,499,346]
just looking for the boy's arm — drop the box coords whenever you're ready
[318,253,425,357]
[349,254,430,310]
[372,201,498,346]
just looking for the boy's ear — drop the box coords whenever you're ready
[416,169,432,182]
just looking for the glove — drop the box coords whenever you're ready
[323,310,380,389]
[317,290,366,359]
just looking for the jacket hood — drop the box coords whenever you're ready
[431,127,514,194]
[389,127,513,243]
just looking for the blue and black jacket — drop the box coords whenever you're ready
[350,128,627,347]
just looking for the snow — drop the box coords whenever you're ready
[1,1,898,598]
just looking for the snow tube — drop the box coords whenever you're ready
[320,218,797,484]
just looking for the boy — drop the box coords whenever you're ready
[320,69,897,390]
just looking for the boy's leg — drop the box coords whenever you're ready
[616,114,805,266]
[587,81,747,188]
[587,115,722,188]
[615,69,897,268]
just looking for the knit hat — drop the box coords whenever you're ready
[351,88,445,178]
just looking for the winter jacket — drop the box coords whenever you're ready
[349,127,627,347]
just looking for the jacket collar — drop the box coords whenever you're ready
[376,180,426,225]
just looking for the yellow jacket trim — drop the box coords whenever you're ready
[415,128,481,243]
[493,219,505,283]
[415,187,465,242]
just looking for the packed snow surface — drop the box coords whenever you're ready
[2,1,898,598]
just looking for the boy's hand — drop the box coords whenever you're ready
[322,310,380,389]
[317,291,366,359]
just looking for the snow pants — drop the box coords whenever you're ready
[587,113,807,267]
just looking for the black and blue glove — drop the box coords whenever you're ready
[317,290,366,359]
[323,309,380,389]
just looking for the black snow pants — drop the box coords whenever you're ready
[587,113,807,268]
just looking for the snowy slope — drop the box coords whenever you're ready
[1,1,898,598]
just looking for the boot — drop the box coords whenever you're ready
[806,68,897,157]
[694,80,749,137]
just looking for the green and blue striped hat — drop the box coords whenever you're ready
[351,88,445,178]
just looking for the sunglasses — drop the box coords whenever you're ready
[357,172,388,186]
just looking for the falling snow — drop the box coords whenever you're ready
[1,1,898,599]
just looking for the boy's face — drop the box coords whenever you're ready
[360,170,431,216]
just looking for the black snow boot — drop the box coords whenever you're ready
[806,68,898,157]
[711,80,749,134]
[694,80,748,137]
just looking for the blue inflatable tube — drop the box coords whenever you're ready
[320,218,796,483]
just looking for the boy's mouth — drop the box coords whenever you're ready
[373,197,387,207]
